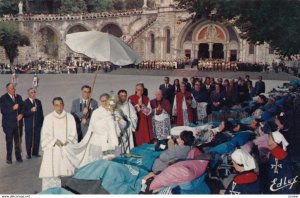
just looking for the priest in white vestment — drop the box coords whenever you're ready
[116,90,138,153]
[65,93,124,168]
[39,97,78,190]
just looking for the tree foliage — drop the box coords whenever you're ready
[86,0,112,13]
[176,0,300,58]
[0,0,19,16]
[0,22,30,64]
[113,0,125,11]
[125,0,143,10]
[58,0,87,14]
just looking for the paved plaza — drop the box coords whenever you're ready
[0,71,296,194]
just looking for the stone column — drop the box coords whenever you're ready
[160,37,165,60]
[192,43,198,60]
[209,43,213,59]
[224,43,229,61]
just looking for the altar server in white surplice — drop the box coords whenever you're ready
[39,97,77,191]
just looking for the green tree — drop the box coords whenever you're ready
[0,0,19,16]
[113,0,125,11]
[0,22,30,65]
[58,0,87,14]
[86,0,112,12]
[125,0,143,10]
[176,0,300,58]
[147,0,155,9]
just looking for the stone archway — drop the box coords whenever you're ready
[66,24,89,35]
[195,24,226,59]
[37,26,60,59]
[177,20,239,61]
[101,23,123,37]
[65,24,90,62]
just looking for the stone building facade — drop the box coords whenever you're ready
[0,0,278,64]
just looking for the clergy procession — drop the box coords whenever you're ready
[0,74,299,195]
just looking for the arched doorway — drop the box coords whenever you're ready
[37,27,59,58]
[198,43,209,59]
[178,21,240,61]
[101,23,123,37]
[212,43,224,59]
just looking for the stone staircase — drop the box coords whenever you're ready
[0,47,9,64]
[126,16,157,45]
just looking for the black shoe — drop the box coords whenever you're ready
[26,155,31,159]
[32,154,41,158]
[17,158,23,163]
[6,160,12,164]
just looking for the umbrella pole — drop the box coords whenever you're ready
[86,63,100,115]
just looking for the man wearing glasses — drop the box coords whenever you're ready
[71,85,98,141]
[23,88,44,159]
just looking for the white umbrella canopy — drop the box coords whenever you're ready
[65,31,141,66]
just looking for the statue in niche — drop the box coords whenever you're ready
[205,25,218,41]
[18,1,23,15]
[143,0,148,8]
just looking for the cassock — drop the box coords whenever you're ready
[172,92,196,126]
[117,101,138,153]
[225,171,260,194]
[129,94,152,146]
[150,98,171,140]
[39,110,77,190]
[267,146,296,194]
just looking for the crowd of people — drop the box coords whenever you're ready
[0,59,117,74]
[1,57,299,76]
[1,73,299,194]
[137,59,189,70]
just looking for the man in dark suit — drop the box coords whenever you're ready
[245,75,253,87]
[203,77,214,95]
[0,83,24,164]
[159,77,174,105]
[71,85,98,141]
[23,88,44,159]
[254,76,266,96]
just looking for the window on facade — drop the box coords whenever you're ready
[166,29,171,54]
[150,33,155,54]
[249,44,255,55]
[269,45,274,54]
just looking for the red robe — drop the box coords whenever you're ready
[129,94,153,146]
[175,91,193,126]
